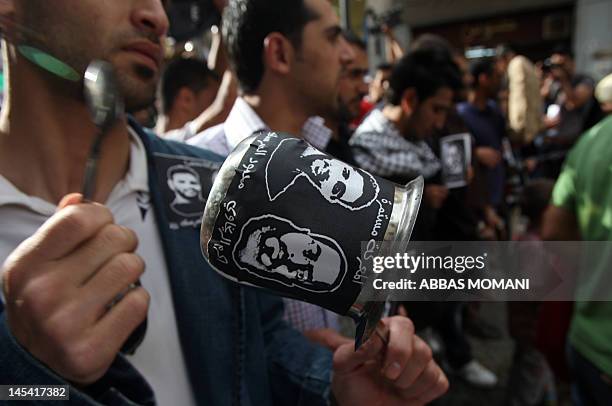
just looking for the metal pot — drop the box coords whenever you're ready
[201,132,423,346]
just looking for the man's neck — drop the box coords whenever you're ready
[157,111,189,134]
[0,59,131,205]
[468,90,489,110]
[382,105,405,133]
[323,116,340,140]
[243,82,311,136]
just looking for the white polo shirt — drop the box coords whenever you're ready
[0,130,196,406]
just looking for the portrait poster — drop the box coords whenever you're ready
[440,133,471,189]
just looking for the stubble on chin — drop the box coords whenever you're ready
[119,65,159,113]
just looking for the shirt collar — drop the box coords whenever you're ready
[224,97,269,150]
[125,125,149,193]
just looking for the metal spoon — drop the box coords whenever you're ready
[81,60,124,201]
[82,61,146,355]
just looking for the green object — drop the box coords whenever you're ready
[17,45,79,81]
[552,114,612,376]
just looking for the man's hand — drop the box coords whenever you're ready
[543,115,561,130]
[304,328,352,351]
[2,194,149,384]
[424,185,449,209]
[484,205,503,230]
[475,147,502,168]
[331,317,449,406]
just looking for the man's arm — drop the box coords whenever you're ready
[0,315,155,405]
[259,292,448,406]
[257,292,334,406]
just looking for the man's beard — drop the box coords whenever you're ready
[335,101,354,124]
[118,64,158,113]
[258,241,314,283]
[20,8,159,113]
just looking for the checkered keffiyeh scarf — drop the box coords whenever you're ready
[350,109,441,180]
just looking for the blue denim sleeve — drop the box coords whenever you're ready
[257,292,334,406]
[0,313,155,405]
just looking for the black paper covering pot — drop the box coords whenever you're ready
[201,132,423,346]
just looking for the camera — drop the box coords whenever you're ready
[365,8,403,34]
[542,58,562,72]
[167,0,221,42]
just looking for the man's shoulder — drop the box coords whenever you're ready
[572,115,612,154]
[353,109,387,137]
[351,112,405,150]
[131,119,226,164]
[162,121,197,143]
[456,102,471,115]
[187,123,230,157]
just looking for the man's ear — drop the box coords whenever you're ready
[400,88,418,116]
[262,32,293,76]
[0,0,17,37]
[0,0,14,17]
[175,87,196,110]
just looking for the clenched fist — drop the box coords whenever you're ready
[2,194,149,384]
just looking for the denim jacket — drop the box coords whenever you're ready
[0,119,333,405]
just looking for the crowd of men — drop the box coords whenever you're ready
[1,0,612,405]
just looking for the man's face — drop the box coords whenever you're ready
[190,84,220,121]
[550,53,574,77]
[495,57,508,76]
[310,158,364,203]
[18,0,169,111]
[259,233,321,282]
[337,46,369,121]
[444,144,463,174]
[290,0,354,118]
[171,172,201,199]
[483,69,502,98]
[409,87,454,139]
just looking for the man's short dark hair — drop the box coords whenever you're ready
[161,58,218,114]
[469,58,495,89]
[552,43,573,59]
[410,33,454,57]
[387,48,462,105]
[342,30,366,52]
[167,164,200,181]
[223,0,319,93]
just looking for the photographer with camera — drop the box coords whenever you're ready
[537,45,603,177]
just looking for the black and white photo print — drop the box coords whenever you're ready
[153,152,221,229]
[440,133,471,189]
[266,138,379,211]
[204,132,398,314]
[233,215,347,293]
